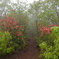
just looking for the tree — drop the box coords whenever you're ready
[28,0,59,35]
[0,0,11,18]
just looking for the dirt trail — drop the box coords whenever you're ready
[1,36,41,59]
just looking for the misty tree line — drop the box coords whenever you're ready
[0,0,59,26]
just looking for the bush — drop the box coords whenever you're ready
[39,39,59,59]
[0,31,14,56]
[0,16,26,51]
[39,26,59,59]
[35,26,51,46]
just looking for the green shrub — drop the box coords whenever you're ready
[13,37,26,50]
[0,31,14,56]
[39,40,59,59]
[0,32,26,56]
[39,26,59,59]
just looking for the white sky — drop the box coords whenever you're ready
[25,0,39,3]
[12,0,39,4]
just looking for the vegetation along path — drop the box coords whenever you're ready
[1,36,41,59]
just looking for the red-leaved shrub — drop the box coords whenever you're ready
[0,16,24,38]
[39,26,51,36]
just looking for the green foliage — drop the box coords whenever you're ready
[6,47,14,53]
[35,33,51,46]
[0,31,26,55]
[0,31,14,56]
[35,26,59,46]
[39,26,59,59]
[39,42,47,50]
[29,0,59,36]
[43,52,58,59]
[13,37,26,50]
[51,26,59,37]
[39,40,59,59]
[0,16,27,53]
[35,37,41,46]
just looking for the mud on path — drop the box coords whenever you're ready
[1,36,41,59]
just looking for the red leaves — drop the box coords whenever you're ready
[4,17,17,29]
[40,26,51,36]
[50,24,58,27]
[5,17,16,25]
[16,31,22,36]
[0,19,4,22]
[39,24,59,36]
[13,21,17,25]
[0,16,23,37]
[14,25,19,29]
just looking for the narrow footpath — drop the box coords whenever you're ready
[1,36,41,59]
